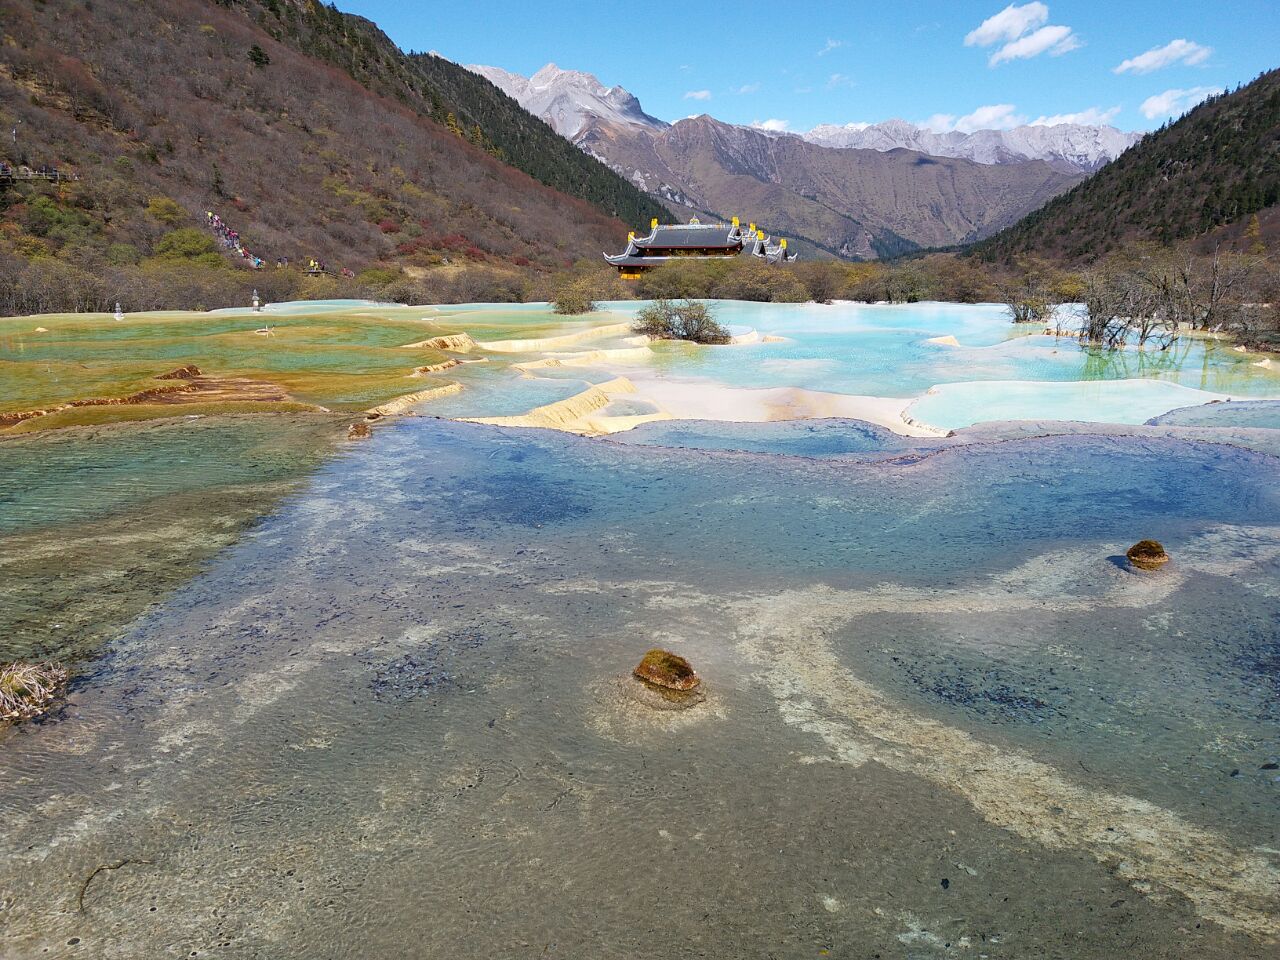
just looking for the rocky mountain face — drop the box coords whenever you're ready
[576,115,1082,259]
[804,120,1140,174]
[470,63,1096,257]
[468,63,667,139]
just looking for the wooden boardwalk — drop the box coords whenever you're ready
[0,167,77,184]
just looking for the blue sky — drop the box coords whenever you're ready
[342,1,1278,132]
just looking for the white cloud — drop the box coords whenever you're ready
[965,5,1080,67]
[965,3,1048,47]
[751,118,791,132]
[826,73,854,90]
[817,38,845,57]
[683,89,711,101]
[1030,105,1121,126]
[925,103,1120,133]
[733,83,761,95]
[923,105,1027,133]
[1140,85,1222,120]
[1114,39,1212,75]
[959,104,1026,132]
[989,24,1080,65]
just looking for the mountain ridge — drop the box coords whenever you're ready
[803,120,1141,174]
[472,62,1139,173]
[0,0,664,288]
[574,114,1081,259]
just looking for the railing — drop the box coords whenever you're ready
[0,166,78,183]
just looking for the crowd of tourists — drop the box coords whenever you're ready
[206,211,266,269]
[205,211,353,277]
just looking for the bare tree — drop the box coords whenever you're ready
[999,258,1060,326]
[1175,245,1264,331]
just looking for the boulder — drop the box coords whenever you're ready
[1126,539,1170,571]
[633,649,700,691]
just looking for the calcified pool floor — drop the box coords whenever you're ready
[3,410,1279,959]
[3,301,1280,957]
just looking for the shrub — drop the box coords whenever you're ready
[153,228,222,265]
[1126,540,1170,571]
[552,276,596,315]
[248,45,271,68]
[144,196,185,225]
[633,298,730,344]
[106,243,141,265]
[633,649,700,691]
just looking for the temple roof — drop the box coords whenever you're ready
[632,224,740,249]
[605,218,797,267]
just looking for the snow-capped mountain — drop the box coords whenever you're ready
[803,120,1141,173]
[469,63,1138,174]
[467,63,667,140]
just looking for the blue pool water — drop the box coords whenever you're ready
[4,415,1278,957]
[579,301,1280,428]
[6,299,1279,958]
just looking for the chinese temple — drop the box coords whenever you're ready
[604,216,796,279]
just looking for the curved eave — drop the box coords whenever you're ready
[630,242,742,252]
[605,254,671,267]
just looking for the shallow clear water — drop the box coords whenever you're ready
[906,377,1236,430]
[613,417,909,457]
[4,300,1280,957]
[9,301,1277,431]
[2,416,1277,958]
[594,301,1280,405]
[1148,399,1280,429]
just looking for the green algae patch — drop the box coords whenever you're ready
[3,399,323,434]
[0,304,641,433]
[0,308,461,427]
[0,413,348,663]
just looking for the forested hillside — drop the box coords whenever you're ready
[975,69,1280,263]
[0,0,663,311]
[235,0,665,226]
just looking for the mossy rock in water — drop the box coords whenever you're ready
[0,662,69,722]
[633,649,700,691]
[156,364,202,380]
[1127,539,1170,571]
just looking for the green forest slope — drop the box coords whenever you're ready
[974,69,1280,263]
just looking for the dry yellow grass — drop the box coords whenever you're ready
[0,662,69,722]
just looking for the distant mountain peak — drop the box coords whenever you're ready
[468,62,667,139]
[804,119,1141,173]
[470,61,1136,174]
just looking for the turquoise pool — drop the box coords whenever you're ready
[560,300,1280,430]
